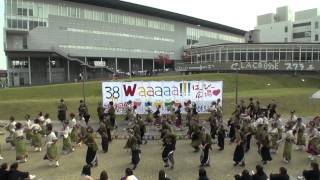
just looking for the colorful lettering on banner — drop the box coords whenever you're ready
[101,81,223,114]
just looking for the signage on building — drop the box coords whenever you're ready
[102,81,223,114]
[94,61,106,67]
[176,61,320,72]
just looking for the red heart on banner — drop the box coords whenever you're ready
[212,89,221,96]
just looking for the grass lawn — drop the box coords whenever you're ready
[0,73,319,120]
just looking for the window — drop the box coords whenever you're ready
[316,22,319,29]
[18,8,23,15]
[285,26,288,32]
[316,34,319,41]
[29,9,33,16]
[18,8,28,16]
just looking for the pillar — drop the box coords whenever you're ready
[6,56,11,87]
[48,56,52,83]
[84,57,87,80]
[129,58,132,77]
[67,60,70,81]
[28,56,31,85]
[152,59,155,70]
[141,59,144,71]
[115,58,118,72]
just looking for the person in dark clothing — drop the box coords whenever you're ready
[303,162,320,180]
[267,99,277,119]
[159,169,171,180]
[96,123,109,153]
[198,167,210,180]
[97,102,105,122]
[252,165,268,180]
[57,99,67,122]
[234,169,252,180]
[8,162,35,180]
[270,167,289,180]
[0,163,9,180]
[217,124,226,150]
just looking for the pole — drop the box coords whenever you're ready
[28,56,31,85]
[235,70,239,106]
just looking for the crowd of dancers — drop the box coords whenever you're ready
[1,97,320,179]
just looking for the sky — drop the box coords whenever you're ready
[0,0,320,69]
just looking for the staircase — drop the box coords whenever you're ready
[51,47,114,73]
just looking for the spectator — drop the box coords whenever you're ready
[234,169,252,180]
[80,165,94,180]
[270,167,289,180]
[0,163,9,180]
[198,167,209,180]
[98,170,108,180]
[303,162,320,180]
[121,168,138,180]
[8,162,36,180]
[252,165,268,180]
[159,169,171,180]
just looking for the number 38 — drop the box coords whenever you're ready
[104,86,120,99]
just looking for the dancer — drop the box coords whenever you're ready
[217,124,226,150]
[15,123,28,163]
[24,114,33,141]
[175,104,182,129]
[61,120,74,155]
[84,126,98,167]
[294,117,306,150]
[260,128,272,164]
[145,102,153,124]
[69,113,79,146]
[191,124,202,152]
[200,131,213,167]
[280,126,295,163]
[97,122,109,153]
[31,119,42,152]
[233,126,245,166]
[44,124,59,167]
[107,101,116,129]
[306,121,320,161]
[153,105,162,126]
[162,129,176,169]
[124,129,140,170]
[5,116,16,148]
[270,122,279,153]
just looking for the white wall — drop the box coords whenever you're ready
[255,21,292,42]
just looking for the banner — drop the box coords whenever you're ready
[102,81,223,114]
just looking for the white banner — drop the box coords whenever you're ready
[102,81,223,114]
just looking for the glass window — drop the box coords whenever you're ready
[18,8,23,15]
[22,20,28,29]
[315,22,319,29]
[29,9,33,16]
[285,26,288,32]
[11,19,17,28]
[23,8,28,16]
[316,34,319,41]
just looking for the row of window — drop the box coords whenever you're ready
[65,27,175,43]
[59,45,175,55]
[5,0,175,32]
[186,27,244,44]
[187,50,320,62]
[7,19,47,30]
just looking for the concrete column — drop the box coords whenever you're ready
[48,56,52,83]
[219,47,222,62]
[67,60,70,81]
[152,58,155,70]
[129,58,132,77]
[115,58,118,72]
[28,56,31,85]
[141,59,144,71]
[6,56,11,87]
[299,46,302,62]
[84,57,87,80]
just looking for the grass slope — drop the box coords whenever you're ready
[0,73,319,120]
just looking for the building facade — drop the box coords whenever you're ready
[178,43,320,72]
[255,6,320,43]
[3,0,245,86]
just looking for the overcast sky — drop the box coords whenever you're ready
[1,0,319,69]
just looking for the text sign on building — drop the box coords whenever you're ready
[94,61,106,67]
[102,81,223,114]
[176,62,320,71]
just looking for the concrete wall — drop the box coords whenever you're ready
[256,21,292,42]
